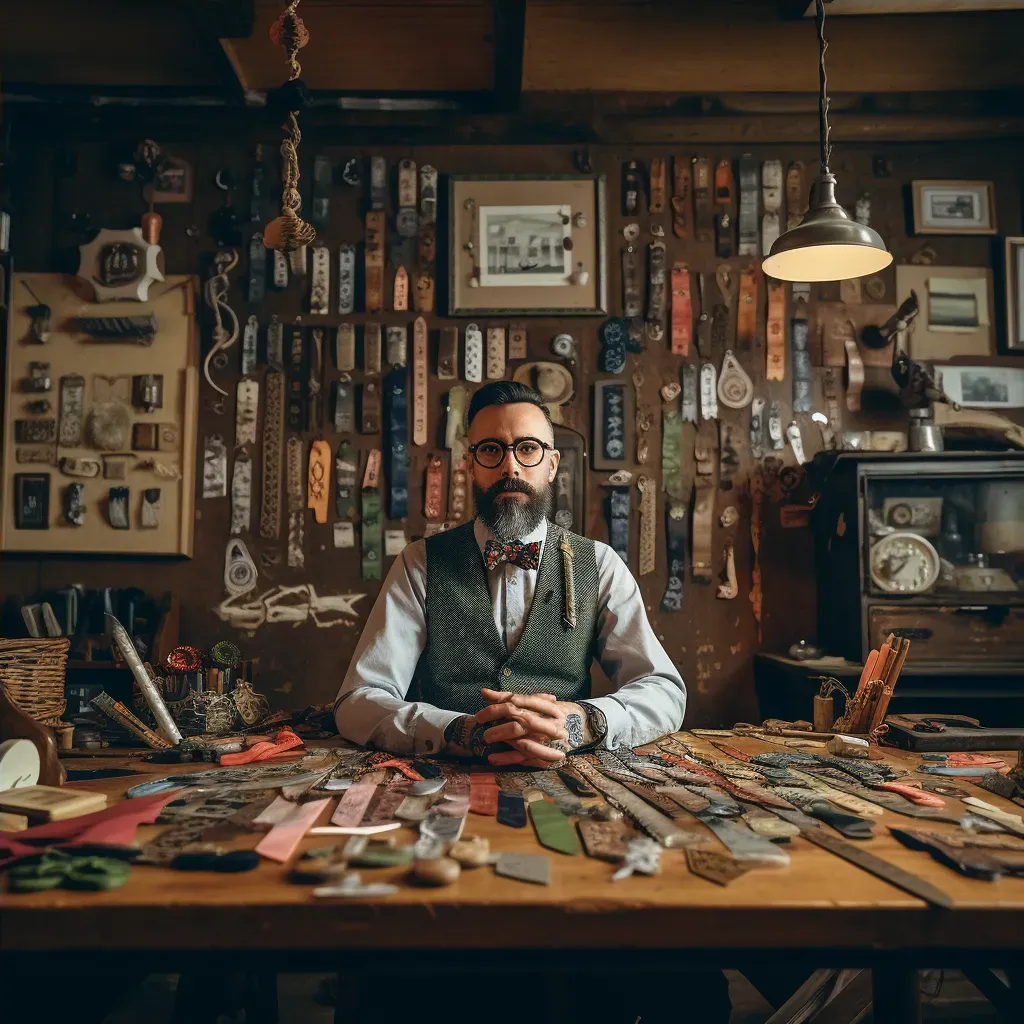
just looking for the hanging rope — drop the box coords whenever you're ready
[264,0,316,253]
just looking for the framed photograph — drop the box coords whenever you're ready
[936,365,1024,409]
[1004,236,1024,352]
[911,180,996,236]
[895,265,993,361]
[449,174,607,316]
[144,156,194,205]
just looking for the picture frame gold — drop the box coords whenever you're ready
[448,174,607,316]
[911,179,997,236]
[1004,236,1024,353]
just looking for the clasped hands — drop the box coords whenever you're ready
[471,688,581,768]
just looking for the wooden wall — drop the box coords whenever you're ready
[3,122,1022,725]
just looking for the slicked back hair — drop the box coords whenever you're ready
[467,381,553,435]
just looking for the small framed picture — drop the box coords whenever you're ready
[144,156,194,205]
[1004,237,1024,352]
[936,365,1024,409]
[911,180,996,236]
[449,174,607,316]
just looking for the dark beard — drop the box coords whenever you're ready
[475,477,552,542]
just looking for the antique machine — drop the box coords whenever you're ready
[813,451,1024,665]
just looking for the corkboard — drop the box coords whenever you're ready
[2,274,198,555]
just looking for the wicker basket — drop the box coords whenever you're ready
[0,637,69,722]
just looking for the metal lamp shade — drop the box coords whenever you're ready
[762,174,892,283]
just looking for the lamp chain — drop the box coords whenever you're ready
[817,0,832,175]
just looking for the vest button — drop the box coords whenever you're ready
[503,667,511,677]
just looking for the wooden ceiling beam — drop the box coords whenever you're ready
[522,4,1024,93]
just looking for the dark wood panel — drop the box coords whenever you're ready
[2,127,1022,728]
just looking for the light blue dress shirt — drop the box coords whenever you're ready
[333,518,686,755]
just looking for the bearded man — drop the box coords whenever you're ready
[334,380,687,764]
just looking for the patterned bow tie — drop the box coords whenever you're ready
[484,539,541,571]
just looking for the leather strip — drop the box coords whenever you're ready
[247,233,265,306]
[364,211,385,314]
[750,468,764,641]
[333,379,355,433]
[419,164,437,225]
[845,331,865,412]
[470,772,499,816]
[393,265,409,312]
[714,159,735,259]
[823,367,842,431]
[414,272,434,315]
[385,367,409,519]
[637,475,656,577]
[259,371,284,539]
[337,243,355,315]
[633,369,651,463]
[58,374,85,446]
[660,382,684,499]
[230,449,252,535]
[361,450,383,580]
[386,325,408,368]
[286,436,305,568]
[310,245,330,316]
[750,397,766,460]
[699,362,718,421]
[648,158,666,215]
[235,379,259,447]
[791,311,813,414]
[361,380,381,434]
[364,322,382,375]
[738,154,759,257]
[692,425,717,585]
[307,439,331,525]
[768,399,785,450]
[786,161,806,230]
[670,263,692,356]
[266,315,283,370]
[605,480,631,563]
[622,244,642,318]
[717,351,753,410]
[719,421,742,491]
[438,327,458,380]
[250,147,266,224]
[396,158,417,238]
[286,326,306,432]
[464,324,483,383]
[622,160,643,216]
[671,157,691,239]
[424,453,445,521]
[271,250,288,290]
[527,792,581,855]
[761,160,783,255]
[646,241,667,327]
[308,328,324,433]
[681,364,698,423]
[692,157,712,242]
[486,326,506,380]
[508,324,528,361]
[661,499,687,612]
[311,154,331,232]
[786,422,807,464]
[737,267,757,349]
[445,386,470,522]
[412,317,428,446]
[335,440,358,520]
[370,156,387,210]
[288,245,306,279]
[241,315,258,375]
[335,323,355,373]
[765,280,786,381]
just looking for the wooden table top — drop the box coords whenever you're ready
[4,735,1024,957]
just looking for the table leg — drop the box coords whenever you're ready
[872,966,921,1024]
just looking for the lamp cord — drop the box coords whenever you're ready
[816,0,832,175]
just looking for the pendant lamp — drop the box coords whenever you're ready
[762,0,892,283]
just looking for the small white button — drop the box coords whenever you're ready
[508,577,517,587]
[503,667,512,677]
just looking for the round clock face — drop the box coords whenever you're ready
[869,531,941,594]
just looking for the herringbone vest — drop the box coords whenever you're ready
[411,520,599,715]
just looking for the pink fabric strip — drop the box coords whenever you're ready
[255,798,332,863]
[437,772,470,817]
[331,779,380,827]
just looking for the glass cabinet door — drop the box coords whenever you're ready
[863,474,1024,599]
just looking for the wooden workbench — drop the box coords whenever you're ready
[3,736,1024,1021]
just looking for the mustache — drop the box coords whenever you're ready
[487,478,535,497]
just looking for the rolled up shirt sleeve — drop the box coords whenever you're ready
[583,542,687,750]
[333,541,461,755]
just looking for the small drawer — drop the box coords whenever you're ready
[868,604,1024,661]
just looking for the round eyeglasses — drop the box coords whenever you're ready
[468,437,555,469]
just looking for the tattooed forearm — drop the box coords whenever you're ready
[443,715,509,760]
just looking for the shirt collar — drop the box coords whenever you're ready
[474,517,550,559]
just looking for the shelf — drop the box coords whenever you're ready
[755,653,1024,679]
